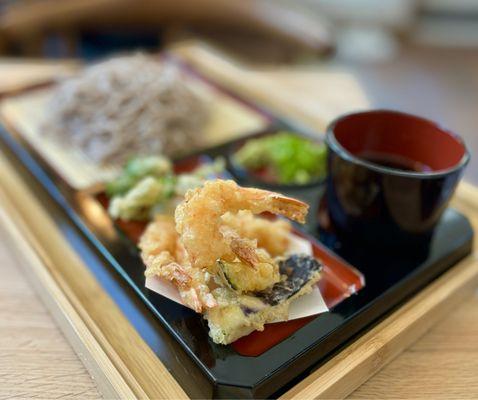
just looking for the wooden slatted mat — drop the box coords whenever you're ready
[0,58,268,189]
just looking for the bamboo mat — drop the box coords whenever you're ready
[0,64,268,189]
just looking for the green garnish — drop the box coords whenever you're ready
[106,155,172,196]
[106,155,225,221]
[105,173,137,197]
[234,132,327,185]
[124,156,172,179]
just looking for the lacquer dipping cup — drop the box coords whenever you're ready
[325,110,470,246]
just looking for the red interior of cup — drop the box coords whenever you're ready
[332,111,466,172]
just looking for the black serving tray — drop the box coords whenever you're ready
[0,121,473,399]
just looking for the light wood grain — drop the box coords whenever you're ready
[0,196,136,399]
[0,225,101,400]
[172,41,370,133]
[409,296,478,352]
[0,58,78,95]
[0,58,101,399]
[0,150,188,399]
[351,340,478,399]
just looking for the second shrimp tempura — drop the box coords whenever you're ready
[175,180,308,268]
[221,210,291,257]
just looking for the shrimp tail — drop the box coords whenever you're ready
[143,251,217,312]
[235,185,309,223]
[268,194,309,224]
[179,288,203,313]
[229,237,259,268]
[179,274,218,312]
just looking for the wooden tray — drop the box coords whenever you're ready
[1,44,478,398]
[0,58,79,98]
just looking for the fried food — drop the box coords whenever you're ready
[175,180,308,274]
[221,210,291,257]
[207,255,322,344]
[139,215,216,312]
[139,179,321,344]
[107,156,224,221]
[108,176,164,221]
[216,258,280,293]
[218,210,293,292]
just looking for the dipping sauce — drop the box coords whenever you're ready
[359,152,433,173]
[326,109,470,243]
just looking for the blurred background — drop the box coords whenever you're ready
[1,0,477,181]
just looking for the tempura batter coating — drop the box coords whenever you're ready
[221,210,291,257]
[175,180,308,271]
[139,215,216,312]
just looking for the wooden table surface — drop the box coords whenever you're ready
[1,47,478,399]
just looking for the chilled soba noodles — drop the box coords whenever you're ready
[44,54,209,165]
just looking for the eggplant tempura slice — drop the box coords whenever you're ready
[206,255,323,345]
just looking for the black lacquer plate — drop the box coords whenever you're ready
[1,122,473,398]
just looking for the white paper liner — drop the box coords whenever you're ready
[145,233,329,321]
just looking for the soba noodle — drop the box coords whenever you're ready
[44,54,209,165]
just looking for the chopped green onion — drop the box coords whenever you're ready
[235,132,327,185]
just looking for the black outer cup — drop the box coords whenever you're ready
[325,110,470,246]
